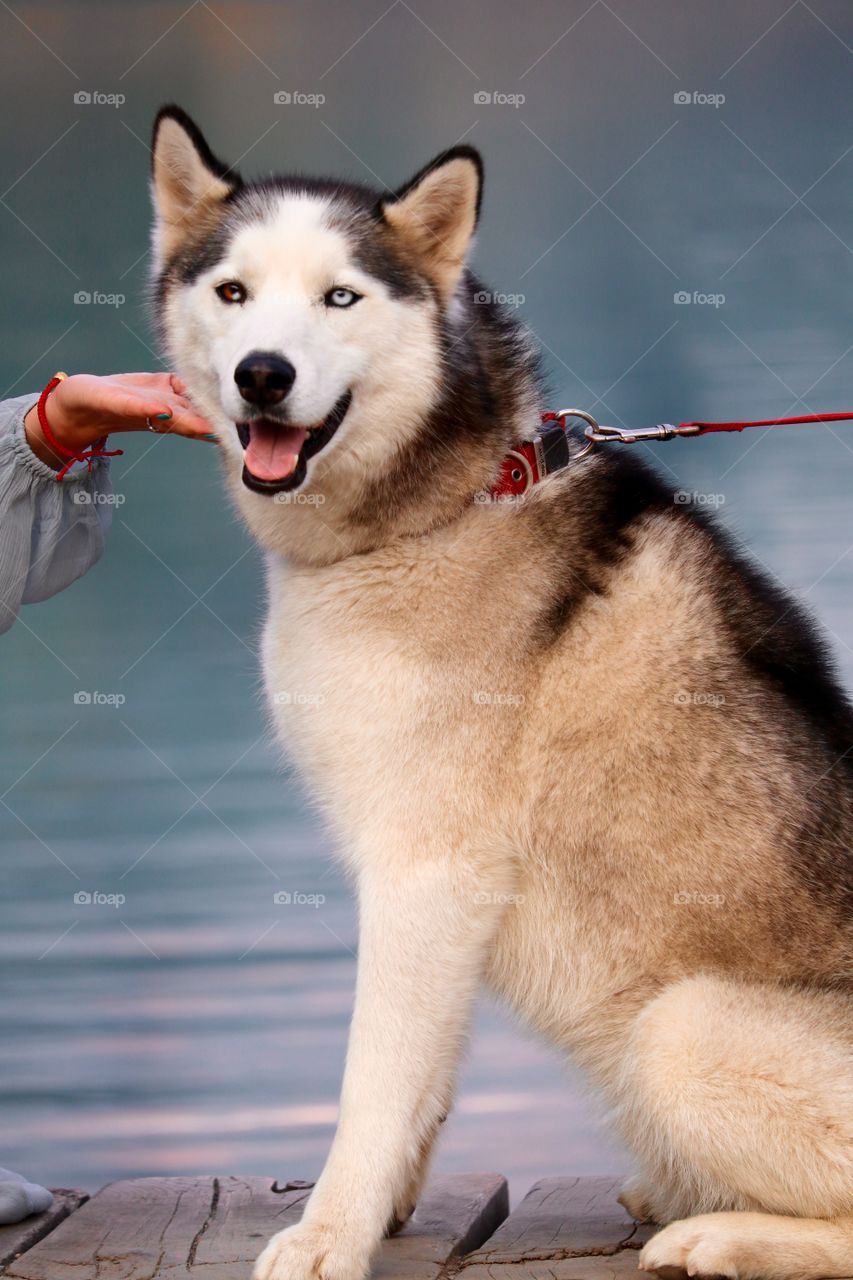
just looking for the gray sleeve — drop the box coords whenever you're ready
[0,393,114,635]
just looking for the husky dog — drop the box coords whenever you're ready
[149,106,853,1280]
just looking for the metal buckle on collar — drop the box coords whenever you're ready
[552,408,599,461]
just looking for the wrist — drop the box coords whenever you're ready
[23,376,93,471]
[24,403,68,470]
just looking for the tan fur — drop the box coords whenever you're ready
[150,117,853,1280]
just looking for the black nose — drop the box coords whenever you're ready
[234,352,296,406]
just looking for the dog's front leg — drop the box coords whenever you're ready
[253,850,512,1280]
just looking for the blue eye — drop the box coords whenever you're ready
[324,287,361,309]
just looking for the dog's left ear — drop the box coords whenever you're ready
[379,146,483,300]
[150,105,240,267]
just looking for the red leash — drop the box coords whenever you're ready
[680,412,853,434]
[38,374,123,481]
[490,409,853,499]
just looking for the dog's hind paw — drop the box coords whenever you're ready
[639,1216,745,1279]
[637,1212,853,1280]
[253,1222,370,1280]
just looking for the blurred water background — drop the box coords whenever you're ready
[2,0,853,1204]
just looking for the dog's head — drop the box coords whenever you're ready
[150,107,540,559]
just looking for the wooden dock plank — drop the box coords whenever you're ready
[374,1173,508,1277]
[461,1176,641,1263]
[2,1173,508,1279]
[456,1253,643,1280]
[0,1190,88,1273]
[457,1175,651,1279]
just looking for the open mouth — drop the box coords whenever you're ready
[238,390,352,495]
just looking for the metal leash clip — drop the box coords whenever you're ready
[555,410,703,455]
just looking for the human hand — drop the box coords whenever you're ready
[24,372,216,470]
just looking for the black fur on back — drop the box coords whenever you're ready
[537,438,853,919]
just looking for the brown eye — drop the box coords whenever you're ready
[216,281,246,305]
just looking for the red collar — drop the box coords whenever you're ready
[489,411,578,499]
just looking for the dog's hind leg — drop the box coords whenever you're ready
[613,975,853,1280]
[617,1174,658,1223]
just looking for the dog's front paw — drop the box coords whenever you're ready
[639,1217,746,1279]
[253,1222,370,1280]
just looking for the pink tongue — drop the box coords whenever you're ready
[244,421,309,482]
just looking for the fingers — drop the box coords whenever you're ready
[102,371,193,398]
[159,376,219,442]
[111,372,180,392]
[104,389,218,442]
[107,391,178,428]
[141,374,216,440]
[155,405,218,441]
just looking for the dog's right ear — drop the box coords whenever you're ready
[150,106,240,266]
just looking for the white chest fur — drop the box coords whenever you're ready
[260,551,512,858]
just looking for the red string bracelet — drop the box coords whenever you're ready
[37,372,124,481]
